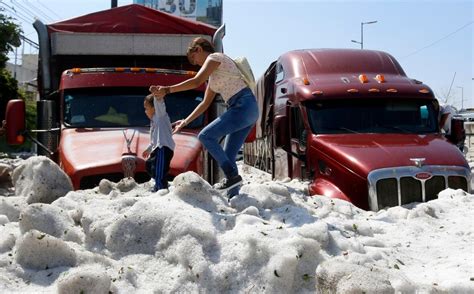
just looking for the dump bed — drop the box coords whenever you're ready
[34,4,219,98]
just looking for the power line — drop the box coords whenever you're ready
[20,0,55,22]
[1,2,40,63]
[11,0,54,23]
[2,0,55,25]
[29,0,56,22]
[0,2,34,24]
[1,1,34,22]
[10,0,37,20]
[401,21,473,59]
[21,34,39,48]
[36,0,61,20]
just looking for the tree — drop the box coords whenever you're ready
[0,11,22,68]
[0,10,23,120]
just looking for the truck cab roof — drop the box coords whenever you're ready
[276,49,434,102]
[281,49,405,76]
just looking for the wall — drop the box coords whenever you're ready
[6,54,38,93]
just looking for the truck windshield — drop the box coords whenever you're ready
[306,99,438,134]
[63,87,205,128]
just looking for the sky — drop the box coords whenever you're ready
[1,0,473,109]
[0,156,473,292]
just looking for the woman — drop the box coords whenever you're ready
[150,37,258,197]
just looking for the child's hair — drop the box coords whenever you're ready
[145,94,155,107]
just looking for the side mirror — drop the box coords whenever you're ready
[5,99,26,145]
[273,115,289,149]
[448,117,465,146]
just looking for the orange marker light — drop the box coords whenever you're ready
[419,89,430,94]
[145,68,157,73]
[347,88,359,93]
[375,74,385,83]
[386,88,398,93]
[115,67,125,72]
[303,78,310,85]
[368,88,380,93]
[130,67,141,72]
[71,68,81,74]
[16,135,24,144]
[358,74,369,83]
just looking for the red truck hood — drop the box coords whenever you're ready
[312,134,468,178]
[59,128,202,187]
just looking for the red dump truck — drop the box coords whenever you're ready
[245,49,470,211]
[5,4,226,189]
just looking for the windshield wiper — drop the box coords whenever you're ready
[337,127,360,134]
[378,125,412,133]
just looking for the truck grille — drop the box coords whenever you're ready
[368,166,470,211]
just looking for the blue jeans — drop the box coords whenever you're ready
[145,146,174,191]
[198,87,259,179]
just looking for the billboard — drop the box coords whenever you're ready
[134,0,223,28]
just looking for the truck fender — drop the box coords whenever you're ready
[308,177,351,203]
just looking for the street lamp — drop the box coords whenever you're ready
[457,86,464,110]
[351,20,378,49]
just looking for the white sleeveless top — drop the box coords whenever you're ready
[207,53,247,102]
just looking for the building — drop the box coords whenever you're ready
[6,54,38,93]
[133,0,222,27]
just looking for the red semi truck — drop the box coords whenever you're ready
[5,4,226,189]
[245,49,471,211]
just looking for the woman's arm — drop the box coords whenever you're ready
[173,87,217,134]
[150,58,220,98]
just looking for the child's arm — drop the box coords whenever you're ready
[153,96,167,117]
[143,118,154,158]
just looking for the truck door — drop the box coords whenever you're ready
[289,105,307,179]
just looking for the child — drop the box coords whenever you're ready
[143,94,175,192]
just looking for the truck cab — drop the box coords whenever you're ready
[245,49,470,211]
[57,68,209,189]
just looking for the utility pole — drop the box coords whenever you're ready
[351,21,378,49]
[14,46,18,79]
[457,86,464,110]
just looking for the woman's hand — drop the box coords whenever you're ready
[149,85,169,99]
[142,149,150,158]
[149,85,159,94]
[172,119,187,134]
